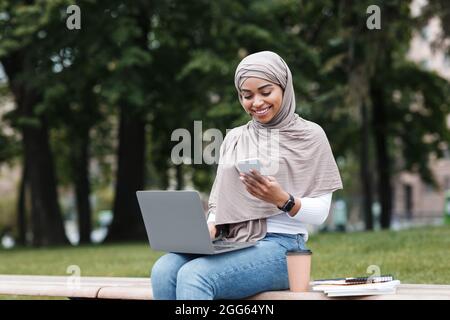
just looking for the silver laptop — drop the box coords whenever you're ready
[136,190,258,254]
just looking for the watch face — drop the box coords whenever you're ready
[280,194,295,212]
[285,200,295,211]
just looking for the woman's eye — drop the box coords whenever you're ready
[243,92,271,100]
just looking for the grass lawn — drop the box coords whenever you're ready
[1,225,449,299]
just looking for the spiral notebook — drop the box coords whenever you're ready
[311,275,394,286]
[312,275,400,297]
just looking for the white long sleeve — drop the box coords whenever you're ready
[207,212,216,224]
[207,193,332,226]
[286,193,332,225]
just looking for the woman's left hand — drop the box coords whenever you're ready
[239,170,289,208]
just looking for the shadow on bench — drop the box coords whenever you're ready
[1,275,450,300]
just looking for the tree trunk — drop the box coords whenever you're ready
[154,151,169,189]
[24,121,69,246]
[20,120,68,246]
[105,105,147,242]
[72,129,92,244]
[175,165,184,190]
[360,102,374,230]
[370,83,392,229]
[17,156,28,246]
[2,52,69,247]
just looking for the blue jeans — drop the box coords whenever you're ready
[150,232,308,300]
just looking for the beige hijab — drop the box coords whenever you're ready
[208,51,343,242]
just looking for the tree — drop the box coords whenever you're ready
[1,2,73,246]
[101,1,155,242]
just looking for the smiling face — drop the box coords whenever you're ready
[240,77,284,124]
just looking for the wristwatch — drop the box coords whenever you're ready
[277,193,295,213]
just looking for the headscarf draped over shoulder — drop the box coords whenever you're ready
[208,51,343,242]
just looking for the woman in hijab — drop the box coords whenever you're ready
[151,51,343,300]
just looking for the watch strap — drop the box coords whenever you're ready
[278,193,295,212]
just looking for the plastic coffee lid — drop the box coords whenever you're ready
[286,249,312,255]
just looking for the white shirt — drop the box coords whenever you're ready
[207,193,333,242]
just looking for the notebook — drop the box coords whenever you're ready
[312,275,400,297]
[311,275,394,286]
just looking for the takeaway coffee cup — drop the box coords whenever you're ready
[286,249,312,292]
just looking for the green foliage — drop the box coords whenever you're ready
[387,63,450,185]
[0,0,449,234]
[0,132,19,163]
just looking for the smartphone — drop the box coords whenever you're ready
[237,158,262,174]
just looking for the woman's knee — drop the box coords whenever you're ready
[176,259,216,299]
[177,260,203,284]
[151,253,186,282]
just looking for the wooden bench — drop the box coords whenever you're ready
[1,275,449,300]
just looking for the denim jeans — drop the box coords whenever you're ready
[150,232,308,300]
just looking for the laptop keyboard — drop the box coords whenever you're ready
[213,245,234,251]
[213,242,251,251]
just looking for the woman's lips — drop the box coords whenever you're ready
[253,105,272,116]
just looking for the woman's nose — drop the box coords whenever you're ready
[253,96,264,107]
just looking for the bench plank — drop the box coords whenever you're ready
[0,275,150,299]
[1,275,449,300]
[97,286,153,300]
[0,283,101,299]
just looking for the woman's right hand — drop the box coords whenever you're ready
[208,222,218,240]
